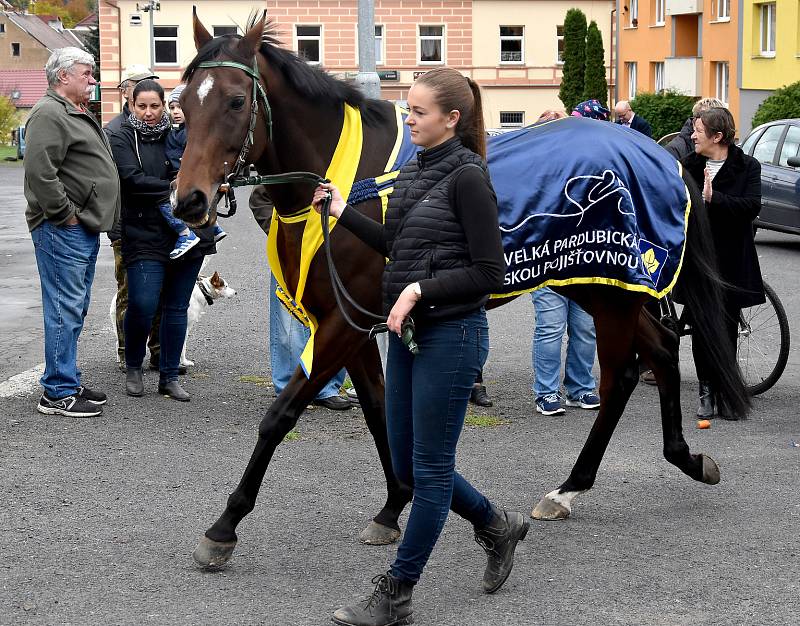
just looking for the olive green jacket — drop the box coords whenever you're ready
[24,89,120,233]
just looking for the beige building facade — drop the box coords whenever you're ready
[100,0,614,127]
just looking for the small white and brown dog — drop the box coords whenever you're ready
[110,270,236,368]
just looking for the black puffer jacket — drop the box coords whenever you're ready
[109,119,215,266]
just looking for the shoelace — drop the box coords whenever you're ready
[362,574,398,615]
[542,393,561,405]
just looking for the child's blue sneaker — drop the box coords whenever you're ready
[213,224,227,243]
[170,231,200,260]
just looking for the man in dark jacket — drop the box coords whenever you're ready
[25,47,121,418]
[614,100,653,138]
[104,64,160,371]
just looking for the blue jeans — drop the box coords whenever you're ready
[531,287,597,400]
[386,309,494,583]
[158,201,187,234]
[269,274,344,398]
[31,221,99,399]
[125,257,203,383]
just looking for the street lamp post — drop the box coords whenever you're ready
[355,0,381,99]
[136,1,161,71]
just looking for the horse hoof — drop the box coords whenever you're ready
[359,521,401,545]
[531,496,571,521]
[700,454,721,485]
[192,535,237,570]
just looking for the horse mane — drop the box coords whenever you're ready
[183,18,392,128]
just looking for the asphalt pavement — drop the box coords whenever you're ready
[1,162,798,625]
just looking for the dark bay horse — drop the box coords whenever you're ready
[173,13,749,570]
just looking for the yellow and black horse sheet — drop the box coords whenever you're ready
[488,116,690,300]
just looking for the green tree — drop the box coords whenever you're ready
[582,21,608,106]
[558,8,587,111]
[629,90,695,141]
[751,81,800,128]
[0,96,21,145]
[83,26,100,79]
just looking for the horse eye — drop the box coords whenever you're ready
[231,96,246,111]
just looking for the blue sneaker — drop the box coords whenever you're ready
[213,224,227,243]
[565,392,601,409]
[170,231,200,260]
[536,393,565,416]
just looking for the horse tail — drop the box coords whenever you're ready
[677,169,750,418]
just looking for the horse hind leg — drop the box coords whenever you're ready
[639,308,720,485]
[346,342,412,545]
[533,294,641,521]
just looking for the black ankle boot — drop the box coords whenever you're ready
[474,507,529,594]
[125,367,144,397]
[697,381,715,418]
[332,573,414,626]
[158,380,190,402]
[469,383,493,407]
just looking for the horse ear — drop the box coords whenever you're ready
[193,6,213,50]
[237,10,267,56]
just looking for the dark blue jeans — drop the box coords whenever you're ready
[124,257,203,383]
[386,309,494,584]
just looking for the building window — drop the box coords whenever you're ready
[213,26,239,37]
[375,25,384,65]
[715,61,729,103]
[153,26,178,65]
[296,25,322,64]
[500,26,524,64]
[627,61,637,100]
[419,25,444,63]
[0,23,6,34]
[716,0,730,20]
[653,61,664,93]
[556,25,565,64]
[629,0,639,27]
[760,3,776,56]
[11,41,20,56]
[654,0,665,25]
[500,111,524,127]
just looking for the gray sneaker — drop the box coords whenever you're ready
[37,393,102,418]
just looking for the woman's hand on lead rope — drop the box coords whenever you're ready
[387,283,422,335]
[311,182,346,219]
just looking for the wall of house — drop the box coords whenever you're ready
[0,15,52,69]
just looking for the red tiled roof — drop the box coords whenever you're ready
[0,69,48,107]
[74,13,98,29]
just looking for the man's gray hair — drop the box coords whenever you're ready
[45,47,95,86]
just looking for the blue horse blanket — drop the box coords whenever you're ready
[487,116,690,299]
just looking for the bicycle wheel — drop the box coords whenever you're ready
[737,281,790,396]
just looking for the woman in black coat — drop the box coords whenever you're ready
[109,79,215,401]
[680,106,764,420]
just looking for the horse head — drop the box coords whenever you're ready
[173,9,270,227]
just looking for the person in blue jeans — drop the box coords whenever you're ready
[313,67,528,626]
[25,47,121,418]
[531,287,600,415]
[109,79,217,401]
[268,275,349,409]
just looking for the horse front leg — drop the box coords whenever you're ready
[192,320,361,570]
[345,340,413,545]
[532,292,641,521]
[638,309,721,486]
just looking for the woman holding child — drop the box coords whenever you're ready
[109,79,216,401]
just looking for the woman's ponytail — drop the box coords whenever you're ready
[463,77,486,158]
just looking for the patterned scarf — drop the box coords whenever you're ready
[127,111,171,137]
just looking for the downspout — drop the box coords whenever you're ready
[610,7,617,106]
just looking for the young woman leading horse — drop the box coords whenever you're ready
[172,12,749,575]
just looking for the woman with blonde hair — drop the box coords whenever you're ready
[313,67,528,626]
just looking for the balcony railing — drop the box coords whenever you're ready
[664,56,701,96]
[666,0,702,16]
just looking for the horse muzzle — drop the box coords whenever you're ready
[173,188,212,228]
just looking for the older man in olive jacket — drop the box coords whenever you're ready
[24,47,120,418]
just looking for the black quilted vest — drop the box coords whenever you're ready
[383,136,490,322]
